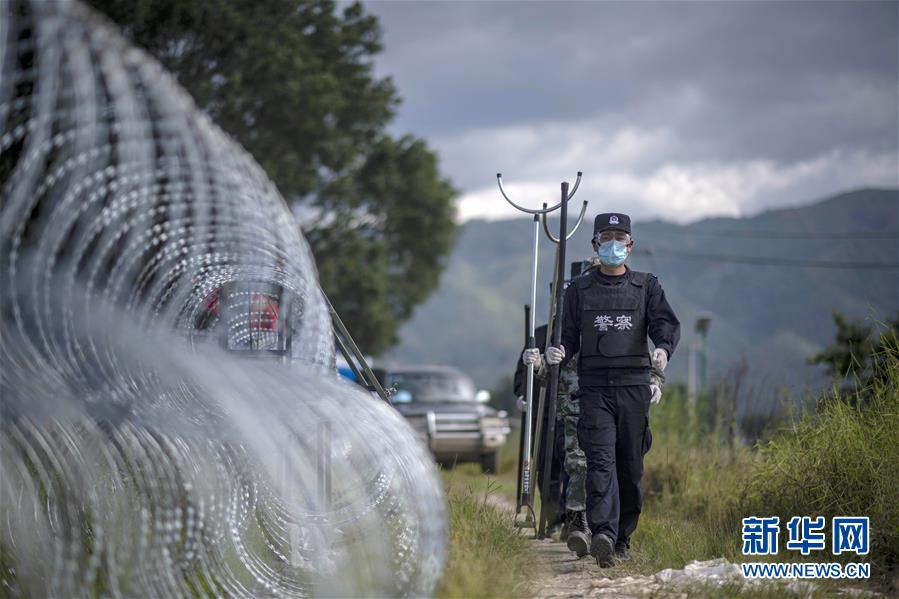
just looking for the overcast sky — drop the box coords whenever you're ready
[361,0,898,223]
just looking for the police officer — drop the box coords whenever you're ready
[542,212,680,567]
[522,258,599,556]
[514,323,567,537]
[554,342,590,555]
[521,321,589,550]
[524,256,668,559]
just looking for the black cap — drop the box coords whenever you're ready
[593,212,631,236]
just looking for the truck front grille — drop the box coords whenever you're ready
[432,413,481,436]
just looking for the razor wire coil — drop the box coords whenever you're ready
[0,1,447,597]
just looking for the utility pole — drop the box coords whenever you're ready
[687,316,712,440]
[696,317,712,394]
[687,338,699,436]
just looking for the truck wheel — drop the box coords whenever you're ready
[480,452,499,474]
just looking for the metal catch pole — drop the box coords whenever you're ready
[495,172,580,533]
[538,181,571,538]
[515,303,530,513]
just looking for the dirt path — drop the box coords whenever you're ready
[527,537,667,598]
[486,494,879,599]
[485,494,670,597]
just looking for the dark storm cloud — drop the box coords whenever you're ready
[360,0,898,221]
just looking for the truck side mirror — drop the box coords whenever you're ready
[475,390,491,403]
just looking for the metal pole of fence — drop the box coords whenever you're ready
[317,420,332,510]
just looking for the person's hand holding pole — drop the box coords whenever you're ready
[522,348,543,369]
[545,345,565,365]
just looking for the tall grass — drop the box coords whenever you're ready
[635,343,898,591]
[743,343,899,580]
[437,477,533,598]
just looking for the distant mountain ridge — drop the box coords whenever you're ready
[385,189,899,409]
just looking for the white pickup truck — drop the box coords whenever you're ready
[374,365,511,473]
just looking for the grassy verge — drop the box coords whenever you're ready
[437,451,534,598]
[628,344,898,594]
[742,344,898,590]
[440,431,521,504]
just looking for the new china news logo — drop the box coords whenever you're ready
[740,516,870,579]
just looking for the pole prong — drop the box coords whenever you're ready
[542,199,588,244]
[567,171,583,201]
[497,173,570,215]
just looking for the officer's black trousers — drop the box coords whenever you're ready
[576,385,653,547]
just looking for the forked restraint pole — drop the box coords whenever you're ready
[496,171,580,532]
[537,181,573,538]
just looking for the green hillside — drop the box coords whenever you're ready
[385,188,899,413]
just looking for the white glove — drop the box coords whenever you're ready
[652,348,668,372]
[650,384,662,405]
[545,345,565,365]
[521,348,543,368]
[516,396,527,412]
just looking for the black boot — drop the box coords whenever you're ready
[590,532,615,567]
[565,511,590,557]
[614,543,630,561]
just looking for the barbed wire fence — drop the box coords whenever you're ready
[0,1,446,596]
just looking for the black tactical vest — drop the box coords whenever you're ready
[577,269,651,370]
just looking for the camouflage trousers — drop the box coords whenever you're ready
[557,393,586,512]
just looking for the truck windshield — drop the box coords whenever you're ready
[388,372,476,403]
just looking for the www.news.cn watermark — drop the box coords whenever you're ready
[741,562,870,580]
[740,516,870,580]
